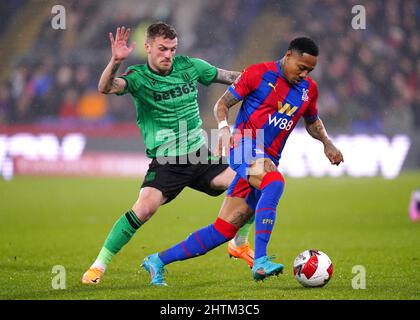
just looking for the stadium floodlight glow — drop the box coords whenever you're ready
[0,133,87,180]
[7,133,40,160]
[61,134,87,161]
[0,131,412,179]
[280,130,411,179]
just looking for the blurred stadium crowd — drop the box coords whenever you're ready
[0,0,418,135]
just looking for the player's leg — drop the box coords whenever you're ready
[247,157,286,281]
[217,172,255,267]
[191,161,255,266]
[82,159,187,285]
[409,186,420,222]
[142,196,253,285]
[209,166,255,245]
[82,187,166,284]
[227,216,254,266]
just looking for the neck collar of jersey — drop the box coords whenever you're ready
[147,62,173,77]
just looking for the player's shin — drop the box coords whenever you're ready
[158,217,238,265]
[254,172,285,260]
[232,215,254,246]
[92,210,144,270]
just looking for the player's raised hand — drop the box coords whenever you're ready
[324,142,344,166]
[109,26,136,62]
[216,126,233,157]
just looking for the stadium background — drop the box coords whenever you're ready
[0,0,419,300]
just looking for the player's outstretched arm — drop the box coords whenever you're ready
[305,118,344,166]
[214,68,242,85]
[214,90,240,156]
[98,26,136,94]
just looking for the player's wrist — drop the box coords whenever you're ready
[322,138,333,146]
[218,120,229,130]
[111,56,124,64]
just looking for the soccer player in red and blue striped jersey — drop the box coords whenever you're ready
[142,37,344,285]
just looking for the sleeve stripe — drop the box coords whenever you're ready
[304,115,319,123]
[228,86,243,101]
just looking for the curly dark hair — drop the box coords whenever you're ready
[288,37,319,56]
[146,22,177,41]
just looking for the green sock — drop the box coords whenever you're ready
[95,210,143,267]
[233,216,254,246]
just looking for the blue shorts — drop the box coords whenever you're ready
[228,137,269,181]
[227,173,261,211]
[226,137,276,210]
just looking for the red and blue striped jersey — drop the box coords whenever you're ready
[228,60,319,163]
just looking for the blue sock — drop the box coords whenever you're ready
[159,218,238,265]
[254,172,285,260]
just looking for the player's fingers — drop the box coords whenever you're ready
[120,26,125,40]
[229,135,234,149]
[214,140,222,156]
[212,145,218,157]
[221,139,229,157]
[115,27,121,41]
[218,141,225,157]
[334,154,343,165]
[109,32,115,46]
[124,28,131,42]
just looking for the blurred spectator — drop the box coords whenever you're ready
[76,89,108,123]
[1,0,418,134]
[0,84,12,124]
[0,0,26,37]
[59,88,79,121]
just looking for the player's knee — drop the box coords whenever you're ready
[249,158,277,179]
[210,167,235,190]
[259,171,285,190]
[263,158,278,173]
[132,200,159,222]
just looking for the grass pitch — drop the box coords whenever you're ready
[0,172,419,300]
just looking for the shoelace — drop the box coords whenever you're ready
[255,255,278,269]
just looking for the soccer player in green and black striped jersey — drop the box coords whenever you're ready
[82,22,254,284]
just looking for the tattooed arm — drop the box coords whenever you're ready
[213,68,241,85]
[305,118,344,165]
[214,90,240,156]
[98,59,127,94]
[98,26,135,94]
[305,118,331,144]
[214,90,240,125]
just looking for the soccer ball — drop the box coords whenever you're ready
[293,249,333,287]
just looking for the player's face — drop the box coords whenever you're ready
[145,36,178,74]
[283,50,317,85]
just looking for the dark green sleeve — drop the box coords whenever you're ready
[116,66,140,95]
[190,58,218,86]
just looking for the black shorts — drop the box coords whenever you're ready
[141,147,229,204]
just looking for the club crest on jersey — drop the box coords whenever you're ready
[301,88,309,102]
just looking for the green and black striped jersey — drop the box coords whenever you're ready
[118,55,217,158]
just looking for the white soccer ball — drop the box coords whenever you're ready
[293,249,333,287]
